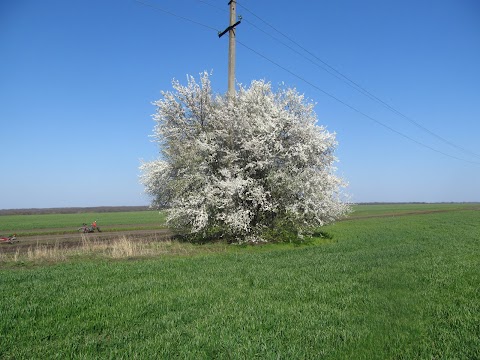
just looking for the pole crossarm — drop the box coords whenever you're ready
[218,20,241,38]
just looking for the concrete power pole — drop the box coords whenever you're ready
[218,1,241,98]
[227,0,236,98]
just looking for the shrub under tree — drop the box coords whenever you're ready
[140,72,349,242]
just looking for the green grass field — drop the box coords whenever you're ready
[348,202,478,218]
[0,210,167,235]
[0,204,479,358]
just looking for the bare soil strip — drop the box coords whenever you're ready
[343,207,479,221]
[0,229,172,254]
[14,224,165,236]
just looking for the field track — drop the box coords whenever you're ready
[345,205,480,220]
[0,229,172,254]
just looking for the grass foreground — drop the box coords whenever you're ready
[0,205,479,359]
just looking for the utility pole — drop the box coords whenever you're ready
[218,1,241,99]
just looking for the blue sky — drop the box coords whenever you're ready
[1,0,479,209]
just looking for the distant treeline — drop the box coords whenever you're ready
[356,202,475,205]
[0,206,151,216]
[357,202,425,205]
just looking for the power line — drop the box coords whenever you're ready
[236,40,480,165]
[196,0,226,14]
[137,1,480,165]
[135,0,218,32]
[235,1,480,161]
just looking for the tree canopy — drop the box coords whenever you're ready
[141,72,349,242]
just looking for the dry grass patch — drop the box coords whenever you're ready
[26,242,67,262]
[1,235,228,265]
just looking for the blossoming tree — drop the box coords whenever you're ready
[140,72,349,242]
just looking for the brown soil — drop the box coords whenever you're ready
[0,229,173,254]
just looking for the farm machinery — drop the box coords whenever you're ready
[0,234,17,244]
[78,222,101,233]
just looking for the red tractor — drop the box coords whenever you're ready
[78,222,101,233]
[0,234,17,244]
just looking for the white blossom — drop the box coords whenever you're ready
[140,72,350,242]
